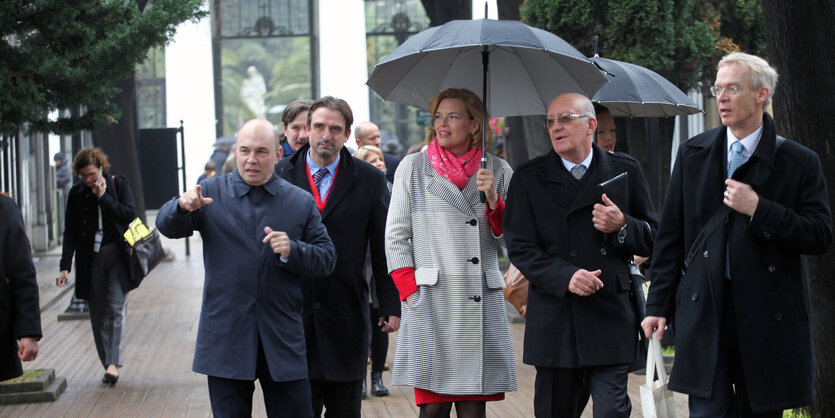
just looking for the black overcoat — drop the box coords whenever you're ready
[0,196,42,381]
[645,113,832,412]
[504,145,658,367]
[276,145,400,381]
[59,173,136,299]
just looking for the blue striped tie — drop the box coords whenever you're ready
[312,168,328,191]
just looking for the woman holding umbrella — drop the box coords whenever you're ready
[385,88,516,417]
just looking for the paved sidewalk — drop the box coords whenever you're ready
[2,234,686,417]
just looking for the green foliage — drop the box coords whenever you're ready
[219,36,312,136]
[782,408,810,418]
[0,0,206,137]
[520,0,715,91]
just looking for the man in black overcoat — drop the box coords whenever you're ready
[276,96,401,417]
[504,93,657,417]
[642,52,832,417]
[0,195,41,381]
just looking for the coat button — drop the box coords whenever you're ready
[774,313,783,321]
[468,219,477,226]
[599,248,607,256]
[470,257,479,264]
[473,295,481,302]
[691,293,698,301]
[768,265,776,272]
[602,289,612,296]
[703,250,709,258]
[763,231,772,238]
[314,302,321,309]
[82,220,87,224]
[569,250,578,257]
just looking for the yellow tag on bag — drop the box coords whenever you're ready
[123,218,151,246]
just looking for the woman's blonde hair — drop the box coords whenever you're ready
[426,88,492,151]
[353,145,385,163]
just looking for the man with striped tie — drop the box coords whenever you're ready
[642,52,832,417]
[276,96,401,417]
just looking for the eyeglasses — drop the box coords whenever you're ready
[545,114,590,129]
[710,85,742,96]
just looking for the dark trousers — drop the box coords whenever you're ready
[207,338,312,418]
[369,304,388,373]
[310,378,362,418]
[534,363,630,418]
[688,282,782,418]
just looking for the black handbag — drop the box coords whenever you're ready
[110,175,166,290]
[123,227,165,290]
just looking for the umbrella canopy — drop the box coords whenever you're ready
[213,136,236,147]
[590,57,702,117]
[367,19,608,118]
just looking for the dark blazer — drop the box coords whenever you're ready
[383,152,401,183]
[504,144,658,368]
[59,173,136,299]
[0,196,42,381]
[156,172,336,381]
[276,144,400,382]
[645,113,832,412]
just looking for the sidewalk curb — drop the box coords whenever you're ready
[40,285,74,312]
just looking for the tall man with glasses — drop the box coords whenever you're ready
[504,93,658,417]
[642,52,832,416]
[276,96,400,417]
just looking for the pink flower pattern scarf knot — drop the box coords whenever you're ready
[427,138,481,190]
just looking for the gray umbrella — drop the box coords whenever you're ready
[590,57,702,117]
[368,19,607,118]
[367,18,607,200]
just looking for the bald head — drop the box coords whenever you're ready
[355,121,381,148]
[236,119,281,186]
[546,93,597,163]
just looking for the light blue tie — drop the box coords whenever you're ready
[726,140,744,279]
[728,141,744,178]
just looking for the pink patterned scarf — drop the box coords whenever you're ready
[427,138,481,190]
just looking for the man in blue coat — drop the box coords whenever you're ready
[642,52,832,416]
[157,119,336,418]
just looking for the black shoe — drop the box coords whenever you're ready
[102,372,119,385]
[371,371,389,397]
[361,378,368,399]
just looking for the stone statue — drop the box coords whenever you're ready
[240,66,267,119]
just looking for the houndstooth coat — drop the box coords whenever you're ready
[385,151,517,396]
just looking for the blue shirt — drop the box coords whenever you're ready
[306,151,341,201]
[155,171,336,381]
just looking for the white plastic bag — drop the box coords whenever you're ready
[640,331,677,418]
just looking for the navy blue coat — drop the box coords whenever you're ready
[276,145,400,382]
[646,113,832,412]
[156,171,336,381]
[0,196,42,381]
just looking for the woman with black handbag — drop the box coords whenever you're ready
[56,147,136,385]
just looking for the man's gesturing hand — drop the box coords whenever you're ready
[179,185,214,212]
[263,226,291,259]
[568,269,604,296]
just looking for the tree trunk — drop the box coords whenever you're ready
[762,1,835,416]
[92,77,147,222]
[620,117,674,213]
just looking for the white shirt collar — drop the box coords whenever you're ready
[561,149,594,173]
[726,124,763,165]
